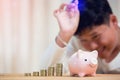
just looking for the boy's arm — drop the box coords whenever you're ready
[39,36,82,74]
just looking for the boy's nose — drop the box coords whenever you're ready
[89,42,98,50]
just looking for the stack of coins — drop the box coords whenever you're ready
[48,67,54,76]
[33,72,39,76]
[56,63,63,76]
[24,63,63,77]
[24,73,31,76]
[40,69,47,76]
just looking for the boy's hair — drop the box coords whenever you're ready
[72,0,113,36]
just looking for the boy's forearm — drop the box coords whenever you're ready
[55,32,72,48]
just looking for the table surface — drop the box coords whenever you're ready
[0,74,120,80]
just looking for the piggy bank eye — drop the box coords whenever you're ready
[84,59,87,61]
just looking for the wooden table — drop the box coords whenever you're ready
[0,74,120,80]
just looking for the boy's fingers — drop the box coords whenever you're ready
[66,3,75,12]
[72,1,79,15]
[59,3,68,10]
[54,9,59,17]
[66,4,71,12]
[74,0,78,5]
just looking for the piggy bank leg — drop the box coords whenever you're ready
[70,73,77,76]
[91,73,96,76]
[70,73,75,76]
[78,73,85,77]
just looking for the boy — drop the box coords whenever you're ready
[40,0,120,74]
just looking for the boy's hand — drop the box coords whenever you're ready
[54,0,79,47]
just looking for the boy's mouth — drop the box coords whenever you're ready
[98,47,105,58]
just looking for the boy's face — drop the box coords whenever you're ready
[78,22,119,61]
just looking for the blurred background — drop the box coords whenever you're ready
[0,0,120,73]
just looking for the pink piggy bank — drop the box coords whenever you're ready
[68,50,98,77]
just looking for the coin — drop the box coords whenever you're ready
[40,69,47,76]
[24,73,31,76]
[56,63,63,76]
[48,67,54,76]
[33,72,39,76]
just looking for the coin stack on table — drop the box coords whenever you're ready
[24,73,31,76]
[24,63,63,77]
[33,72,39,76]
[56,63,63,76]
[40,69,47,76]
[48,67,54,76]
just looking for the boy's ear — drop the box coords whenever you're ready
[110,14,118,28]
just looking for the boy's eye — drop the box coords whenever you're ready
[92,35,100,40]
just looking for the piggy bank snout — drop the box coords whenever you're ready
[89,58,98,68]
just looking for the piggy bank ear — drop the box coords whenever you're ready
[77,49,84,58]
[78,49,83,53]
[92,50,98,58]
